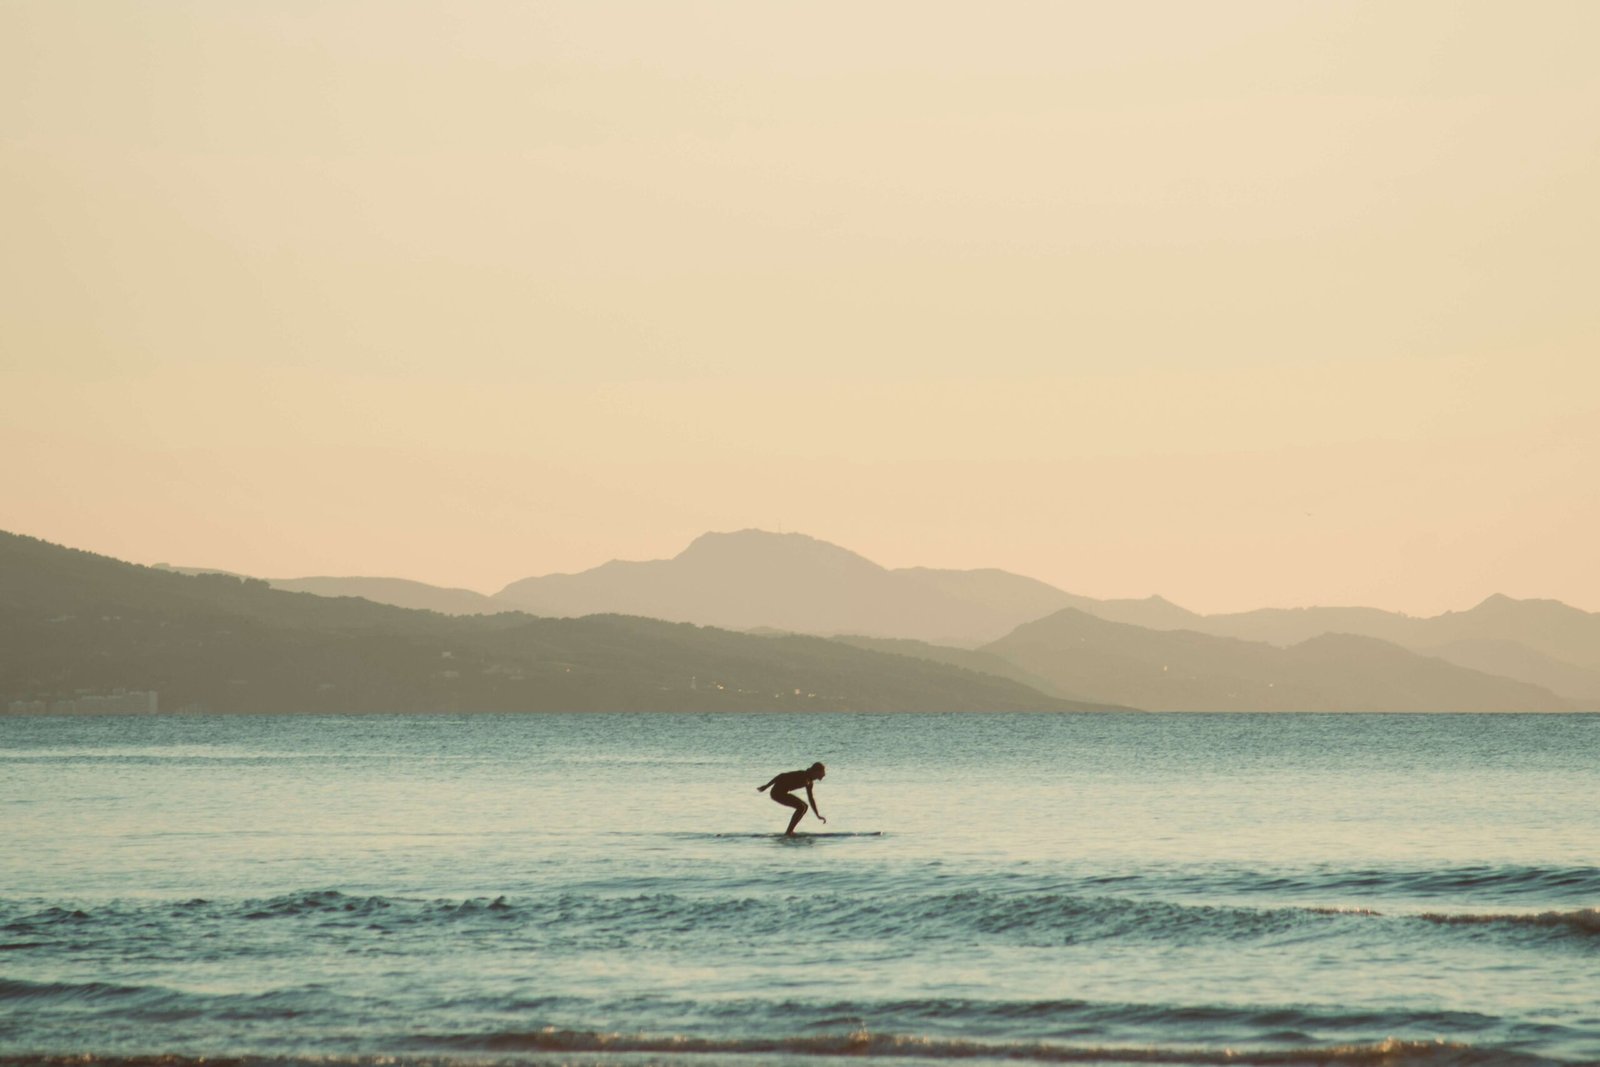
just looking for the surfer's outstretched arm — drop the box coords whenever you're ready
[756,776,777,793]
[806,783,825,823]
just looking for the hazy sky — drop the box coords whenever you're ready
[4,2,1597,615]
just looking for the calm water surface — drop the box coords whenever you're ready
[1,713,1597,1066]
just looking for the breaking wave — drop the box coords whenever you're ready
[1415,908,1600,937]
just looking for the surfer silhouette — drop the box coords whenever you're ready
[756,762,826,836]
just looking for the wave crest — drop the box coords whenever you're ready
[1417,908,1600,936]
[424,1028,1540,1064]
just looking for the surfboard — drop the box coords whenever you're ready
[714,831,884,838]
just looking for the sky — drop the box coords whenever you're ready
[3,2,1597,616]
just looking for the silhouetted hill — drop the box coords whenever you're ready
[1424,594,1600,674]
[827,634,1134,710]
[981,609,1572,712]
[495,530,1075,646]
[0,531,1083,714]
[888,567,1091,634]
[157,565,506,616]
[1176,605,1419,646]
[1066,594,1206,631]
[1415,638,1600,707]
[1124,595,1600,705]
[268,577,506,615]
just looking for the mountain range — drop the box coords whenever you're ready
[22,527,1598,712]
[200,529,1599,708]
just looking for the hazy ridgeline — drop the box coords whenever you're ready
[5,528,1596,714]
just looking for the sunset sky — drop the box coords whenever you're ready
[4,2,1597,615]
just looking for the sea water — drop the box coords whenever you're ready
[1,712,1596,1066]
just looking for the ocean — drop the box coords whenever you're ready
[1,712,1596,1066]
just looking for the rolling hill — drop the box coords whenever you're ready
[267,576,506,615]
[980,609,1573,712]
[1111,595,1600,705]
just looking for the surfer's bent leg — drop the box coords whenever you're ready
[771,791,807,836]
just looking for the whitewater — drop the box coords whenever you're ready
[2,712,1597,1066]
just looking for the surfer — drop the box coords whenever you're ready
[756,762,826,836]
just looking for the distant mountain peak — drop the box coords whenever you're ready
[675,529,883,570]
[682,528,827,549]
[682,528,819,550]
[1468,593,1587,617]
